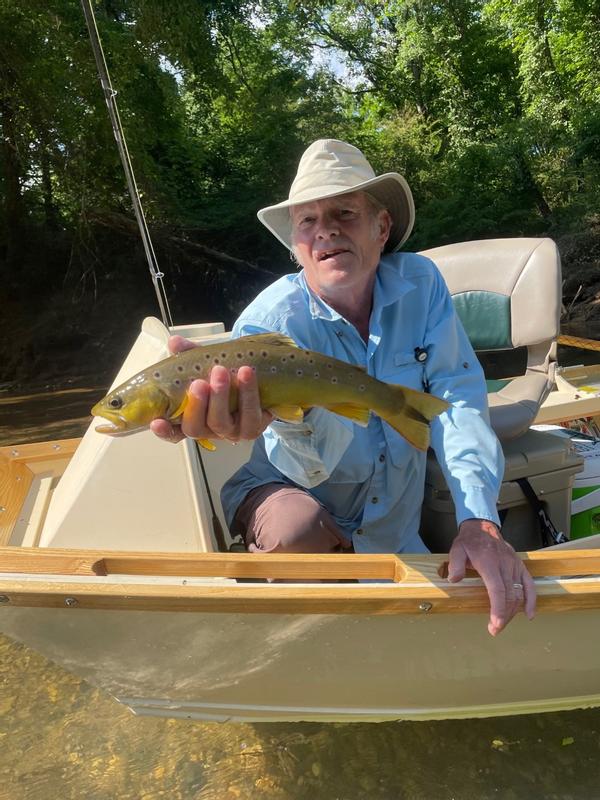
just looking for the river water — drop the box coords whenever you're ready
[1,385,600,799]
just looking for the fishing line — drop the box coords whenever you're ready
[81,2,231,551]
[80,0,174,329]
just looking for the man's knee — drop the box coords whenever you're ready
[235,485,350,553]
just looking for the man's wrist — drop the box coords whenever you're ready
[458,518,502,540]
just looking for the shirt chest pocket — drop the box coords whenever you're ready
[381,351,427,392]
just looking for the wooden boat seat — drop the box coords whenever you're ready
[420,238,561,440]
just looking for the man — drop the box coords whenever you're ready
[151,139,536,635]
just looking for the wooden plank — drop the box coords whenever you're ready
[0,576,599,615]
[2,547,600,581]
[0,438,80,465]
[0,440,79,547]
[0,459,33,547]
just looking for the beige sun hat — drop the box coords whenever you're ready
[257,139,415,253]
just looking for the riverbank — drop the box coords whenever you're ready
[2,224,599,395]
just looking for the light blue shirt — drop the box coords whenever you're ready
[221,252,504,554]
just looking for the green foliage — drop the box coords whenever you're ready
[1,0,600,288]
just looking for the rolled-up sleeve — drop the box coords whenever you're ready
[424,269,504,527]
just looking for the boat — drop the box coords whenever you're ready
[2,279,600,723]
[2,3,595,723]
[535,358,600,433]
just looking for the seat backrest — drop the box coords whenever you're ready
[419,238,562,439]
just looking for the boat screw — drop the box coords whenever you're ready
[0,507,5,513]
[419,602,433,612]
[0,595,9,604]
[52,444,61,451]
[11,450,19,457]
[64,597,79,607]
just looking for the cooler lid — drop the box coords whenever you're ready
[426,428,583,489]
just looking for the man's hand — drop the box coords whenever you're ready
[448,519,536,636]
[149,335,273,445]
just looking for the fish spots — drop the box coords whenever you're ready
[308,358,314,365]
[289,354,295,360]
[248,350,255,357]
[204,353,211,360]
[270,365,277,373]
[194,364,201,372]
[176,365,184,373]
[236,353,243,359]
[359,384,366,392]
[261,351,268,358]
[153,371,161,379]
[331,376,338,384]
[213,358,220,364]
[326,363,333,369]
[313,372,320,379]
[280,356,287,363]
[296,369,303,377]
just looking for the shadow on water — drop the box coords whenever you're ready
[1,368,600,799]
[0,387,100,446]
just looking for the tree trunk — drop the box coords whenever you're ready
[0,96,26,268]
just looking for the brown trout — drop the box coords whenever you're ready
[91,333,449,451]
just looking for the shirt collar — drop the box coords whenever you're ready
[298,272,345,322]
[298,254,416,322]
[373,254,416,309]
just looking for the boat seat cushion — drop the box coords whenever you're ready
[420,237,561,441]
[487,372,551,440]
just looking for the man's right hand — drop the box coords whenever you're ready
[149,336,273,445]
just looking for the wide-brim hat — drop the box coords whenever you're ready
[257,139,415,253]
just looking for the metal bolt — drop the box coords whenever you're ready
[0,595,9,604]
[52,444,61,451]
[0,507,5,513]
[419,602,433,612]
[64,597,79,607]
[11,450,19,457]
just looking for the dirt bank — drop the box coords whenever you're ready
[2,224,599,396]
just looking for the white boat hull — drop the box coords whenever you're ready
[2,599,600,722]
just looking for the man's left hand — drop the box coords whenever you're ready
[448,519,536,636]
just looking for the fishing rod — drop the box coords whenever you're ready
[80,2,232,552]
[80,0,173,329]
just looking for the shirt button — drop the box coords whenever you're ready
[378,454,385,463]
[371,497,379,504]
[356,528,363,535]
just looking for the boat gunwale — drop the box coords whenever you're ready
[1,546,600,615]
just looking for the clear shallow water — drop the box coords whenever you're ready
[1,388,600,800]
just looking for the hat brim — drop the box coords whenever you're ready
[257,173,415,253]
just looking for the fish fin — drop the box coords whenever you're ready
[325,403,370,427]
[196,438,217,451]
[240,332,300,349]
[268,404,305,423]
[379,385,449,451]
[171,393,188,420]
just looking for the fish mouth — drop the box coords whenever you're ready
[91,405,130,435]
[316,248,350,262]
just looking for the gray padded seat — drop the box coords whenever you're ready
[419,238,561,440]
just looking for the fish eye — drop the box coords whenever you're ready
[109,396,123,409]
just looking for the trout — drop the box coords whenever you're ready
[91,333,449,451]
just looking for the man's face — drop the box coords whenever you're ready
[290,191,391,301]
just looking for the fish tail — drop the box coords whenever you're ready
[378,385,449,451]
